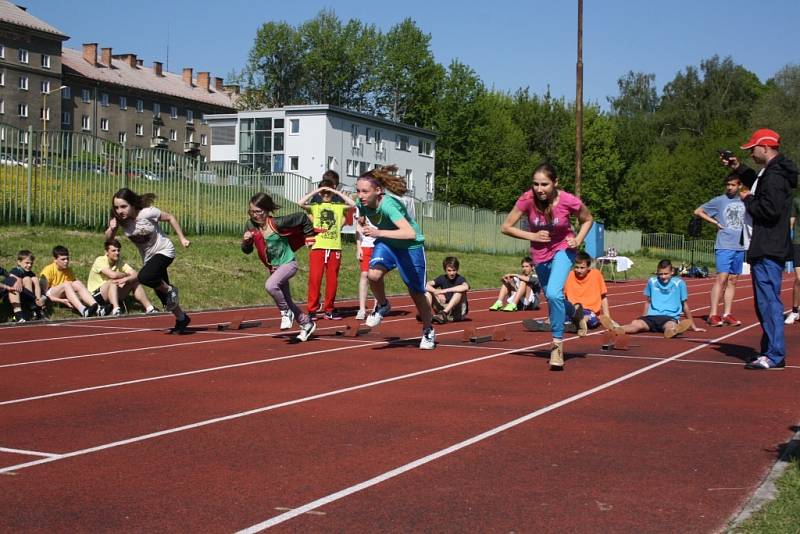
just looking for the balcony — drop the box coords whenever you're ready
[150,136,168,148]
[183,141,200,153]
[152,115,164,126]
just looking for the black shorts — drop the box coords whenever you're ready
[638,315,677,333]
[793,244,800,266]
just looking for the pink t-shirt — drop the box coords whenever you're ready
[515,190,583,264]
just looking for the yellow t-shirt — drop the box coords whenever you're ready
[87,255,135,293]
[310,203,348,250]
[41,262,76,288]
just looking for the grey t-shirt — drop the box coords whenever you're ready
[702,194,745,251]
[121,206,175,263]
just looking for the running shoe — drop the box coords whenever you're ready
[111,307,122,317]
[707,315,723,327]
[366,301,391,328]
[549,341,564,370]
[171,314,191,334]
[745,355,785,370]
[419,327,436,349]
[296,320,317,342]
[501,302,518,312]
[164,286,180,311]
[722,314,741,327]
[355,310,367,321]
[280,310,294,330]
[323,311,343,321]
[489,300,503,311]
[785,311,799,325]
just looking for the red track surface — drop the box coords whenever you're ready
[1,276,799,532]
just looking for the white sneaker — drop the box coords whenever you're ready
[365,301,391,328]
[784,311,799,325]
[355,310,367,321]
[419,327,436,350]
[296,320,317,342]
[111,307,122,317]
[280,310,294,330]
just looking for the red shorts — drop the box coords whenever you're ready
[359,246,373,273]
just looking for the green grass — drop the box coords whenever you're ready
[732,456,800,533]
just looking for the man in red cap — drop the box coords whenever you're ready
[723,128,798,369]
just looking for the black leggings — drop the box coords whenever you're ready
[138,254,173,305]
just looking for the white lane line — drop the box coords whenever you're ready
[235,323,762,532]
[0,335,566,475]
[0,446,60,458]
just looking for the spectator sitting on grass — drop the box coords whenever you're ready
[87,239,157,316]
[9,250,46,321]
[1,260,24,322]
[41,245,98,317]
[489,256,540,312]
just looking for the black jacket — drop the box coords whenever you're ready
[735,154,798,262]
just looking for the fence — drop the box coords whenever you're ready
[641,233,715,266]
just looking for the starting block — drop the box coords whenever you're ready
[335,319,373,337]
[601,329,629,350]
[217,315,263,331]
[462,326,509,344]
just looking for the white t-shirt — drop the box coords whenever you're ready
[356,206,376,248]
[121,206,175,263]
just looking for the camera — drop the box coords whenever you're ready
[718,149,734,161]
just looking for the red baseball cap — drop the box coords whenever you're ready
[740,128,780,149]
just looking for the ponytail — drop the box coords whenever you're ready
[358,164,407,197]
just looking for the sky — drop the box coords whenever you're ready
[25,0,800,107]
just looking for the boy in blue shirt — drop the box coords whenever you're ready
[601,259,705,338]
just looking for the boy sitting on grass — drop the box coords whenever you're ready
[9,250,46,321]
[41,245,98,317]
[87,239,157,316]
[489,256,541,311]
[426,256,470,324]
[600,258,705,338]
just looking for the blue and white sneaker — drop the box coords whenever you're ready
[419,327,436,350]
[164,286,180,312]
[745,355,785,370]
[365,301,391,328]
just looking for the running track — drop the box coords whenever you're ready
[1,275,798,532]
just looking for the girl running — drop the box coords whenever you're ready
[355,165,434,349]
[501,163,593,370]
[106,188,191,333]
[242,192,317,342]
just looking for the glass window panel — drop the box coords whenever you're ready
[239,131,254,152]
[274,118,284,129]
[240,118,254,133]
[272,154,284,172]
[273,132,284,151]
[254,132,268,153]
[255,118,271,131]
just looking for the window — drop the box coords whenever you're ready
[365,127,372,143]
[0,70,4,86]
[61,86,70,99]
[119,96,127,110]
[327,156,336,170]
[170,106,177,119]
[41,54,50,69]
[359,161,370,175]
[0,45,4,58]
[396,135,409,151]
[40,80,50,93]
[82,89,91,103]
[20,131,28,145]
[118,132,127,144]
[0,99,3,114]
[18,49,28,63]
[351,124,358,148]
[62,112,71,125]
[425,172,434,194]
[346,159,355,177]
[154,126,161,138]
[18,75,28,90]
[81,115,91,131]
[101,93,109,107]
[187,131,194,143]
[419,139,433,156]
[1,126,5,142]
[200,133,207,146]
[186,109,194,123]
[135,124,143,136]
[18,103,28,117]
[289,156,299,171]
[289,118,299,134]
[169,129,177,141]
[405,169,414,190]
[153,103,160,116]
[136,99,144,112]
[274,118,284,129]
[40,107,50,121]
[100,118,109,131]
[375,130,383,150]
[273,132,284,151]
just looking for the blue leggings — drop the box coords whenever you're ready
[535,249,576,339]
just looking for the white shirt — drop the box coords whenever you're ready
[121,206,175,263]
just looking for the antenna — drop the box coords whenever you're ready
[165,24,170,71]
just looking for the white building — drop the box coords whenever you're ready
[204,104,436,201]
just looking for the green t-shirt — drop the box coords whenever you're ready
[310,203,348,250]
[356,195,424,250]
[792,195,800,245]
[266,231,295,267]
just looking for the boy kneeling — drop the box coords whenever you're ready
[426,256,470,324]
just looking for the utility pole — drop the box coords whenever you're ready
[575,0,584,197]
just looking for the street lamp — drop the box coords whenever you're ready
[41,84,67,165]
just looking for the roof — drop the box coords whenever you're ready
[61,47,236,110]
[0,1,68,39]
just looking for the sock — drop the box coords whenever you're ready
[78,305,86,314]
[176,311,187,321]
[793,307,799,313]
[145,306,155,313]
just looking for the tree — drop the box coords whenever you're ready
[245,21,306,108]
[750,64,800,161]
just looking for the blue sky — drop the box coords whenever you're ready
[28,0,800,106]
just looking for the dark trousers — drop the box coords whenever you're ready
[137,254,173,306]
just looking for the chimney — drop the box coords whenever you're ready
[223,84,241,96]
[182,68,193,86]
[153,61,163,77]
[197,71,210,91]
[82,43,97,65]
[214,76,224,91]
[101,47,112,67]
[114,53,137,68]
[136,59,143,67]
